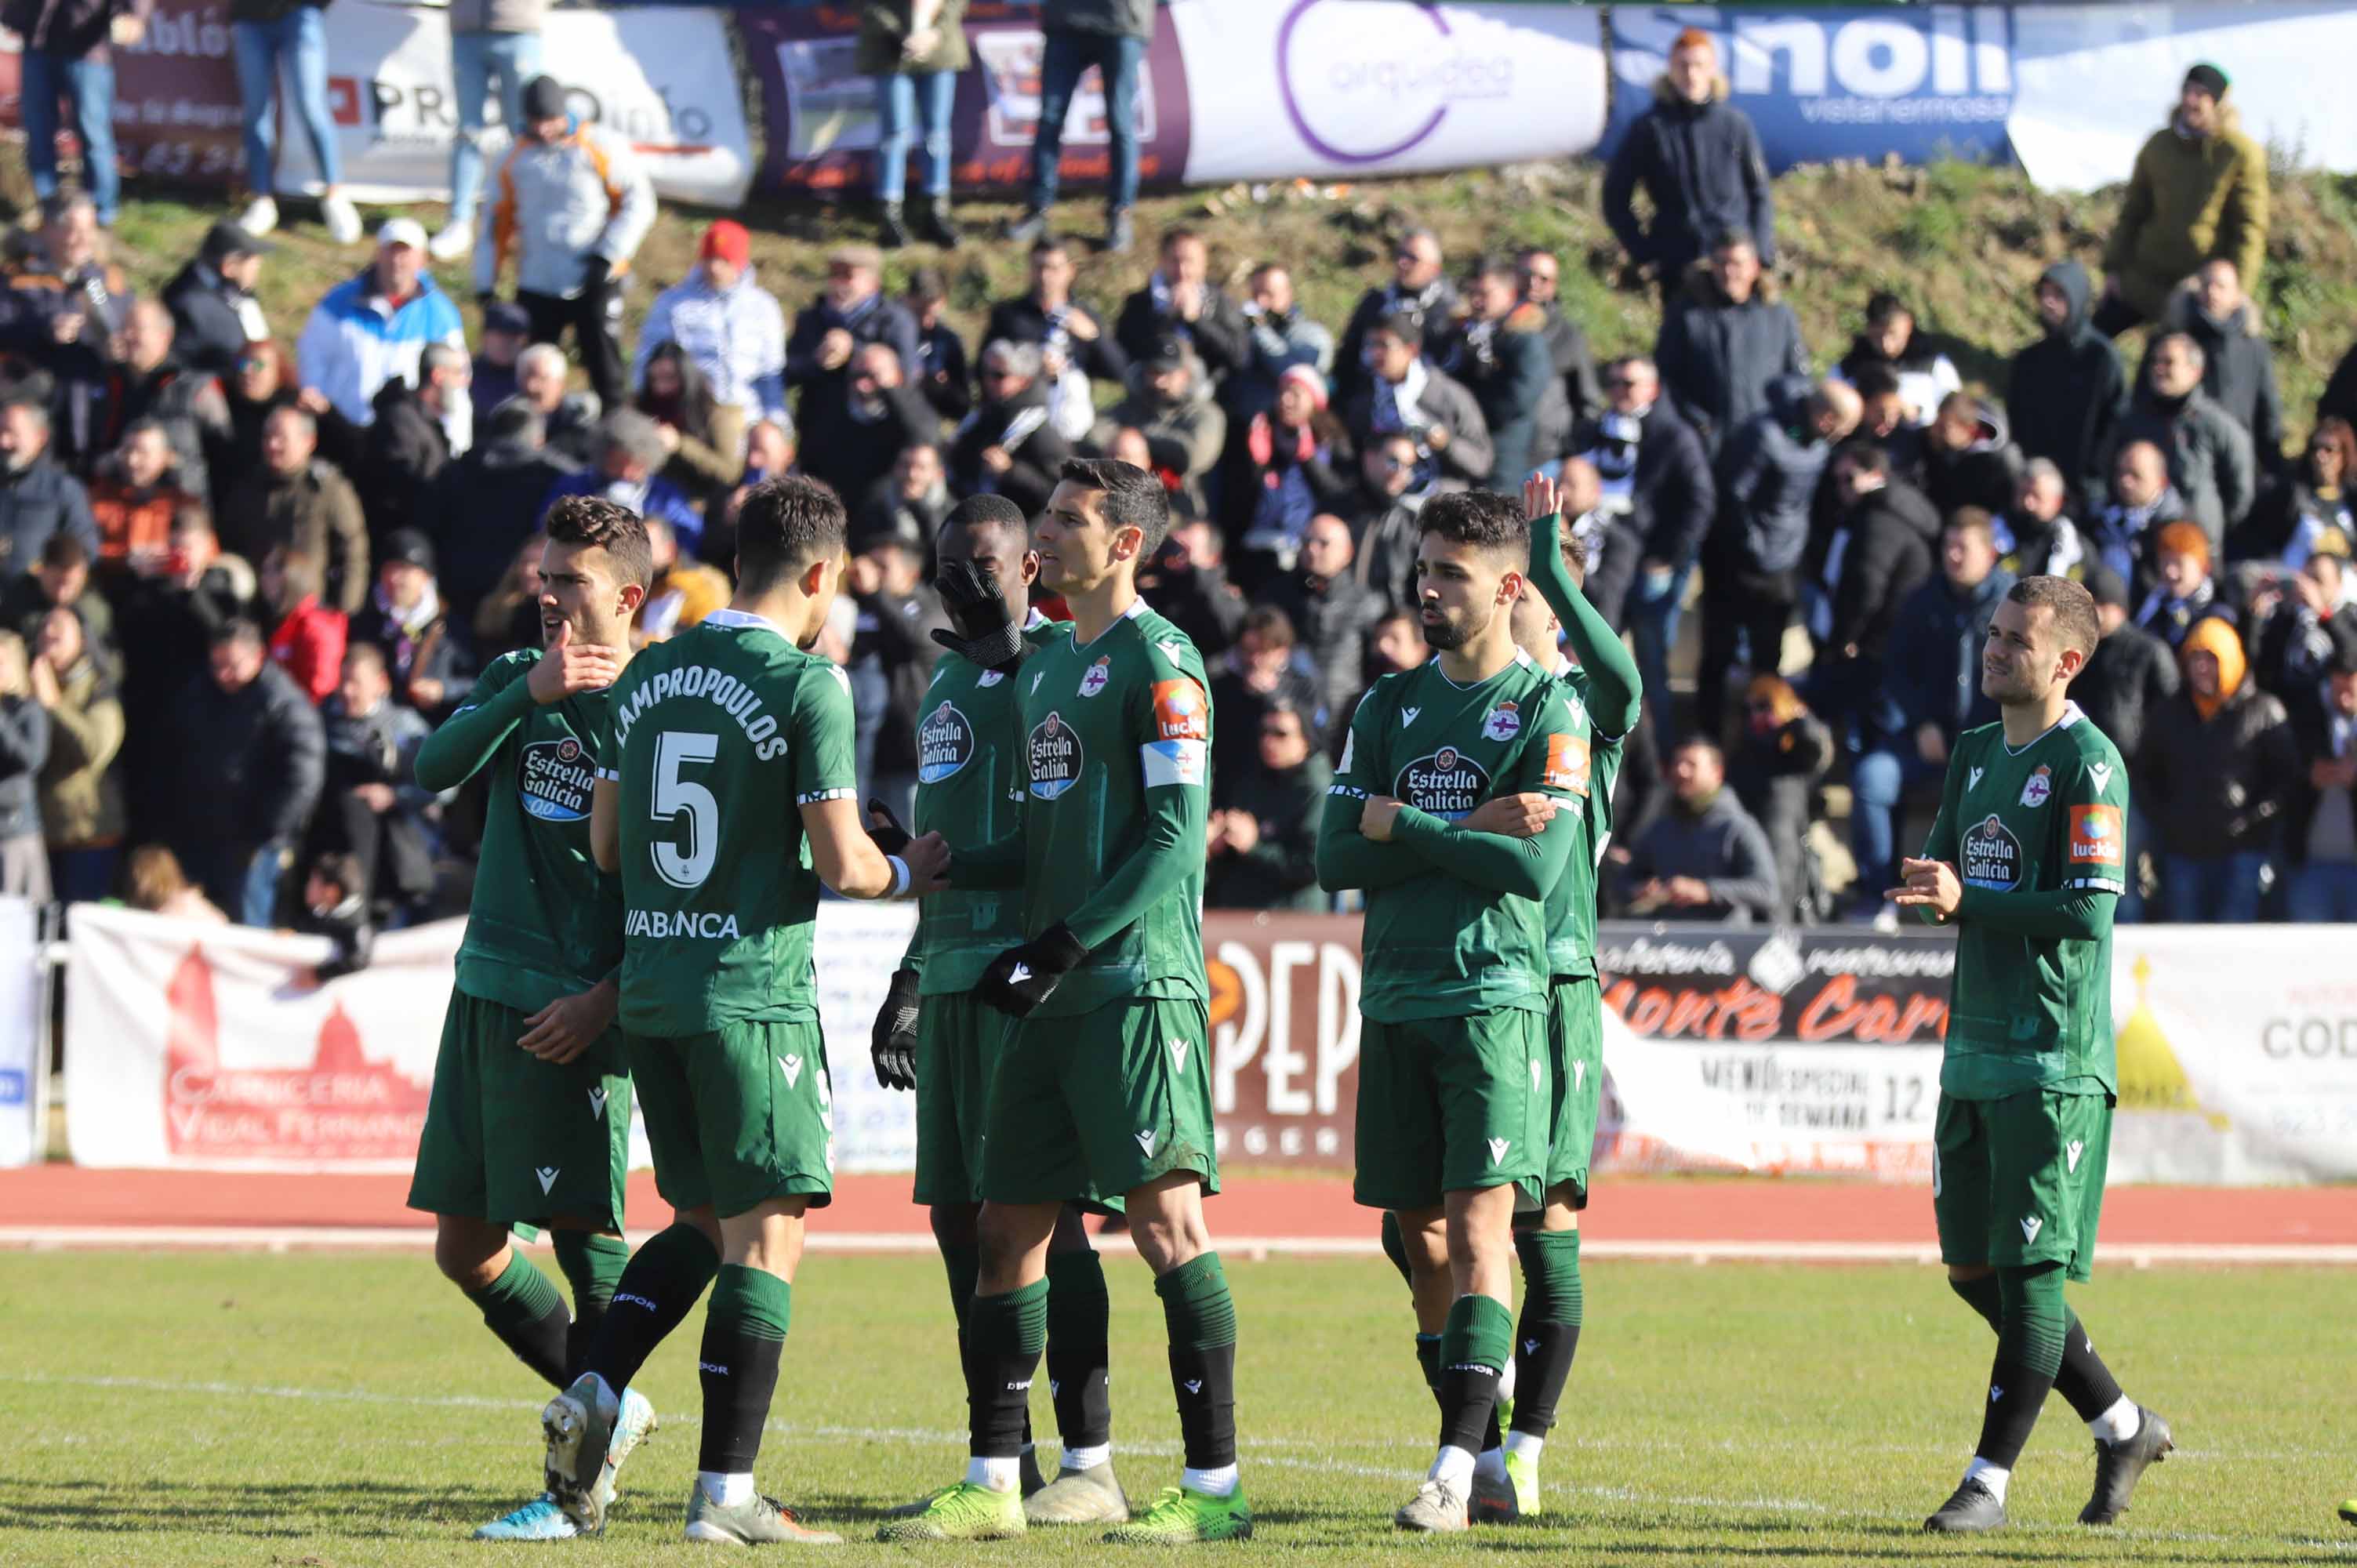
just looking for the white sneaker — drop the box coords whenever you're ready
[427,222,473,262]
[321,194,362,246]
[238,195,278,238]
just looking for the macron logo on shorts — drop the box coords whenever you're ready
[1009,963,1033,986]
[1183,1378,1203,1395]
[1168,1040,1189,1072]
[1135,1129,1158,1156]
[1573,1062,1586,1090]
[2020,1215,2043,1244]
[2066,1139,2084,1172]
[588,1087,607,1120]
[1486,1137,1510,1167]
[779,1054,804,1087]
[1990,1384,2004,1403]
[536,1166,559,1195]
[1530,1060,1541,1092]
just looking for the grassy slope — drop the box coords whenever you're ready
[2,1249,2351,1564]
[48,153,2357,446]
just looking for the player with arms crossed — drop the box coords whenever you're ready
[1887,574,2174,1533]
[1317,491,1589,1533]
[882,459,1248,1547]
[405,496,663,1542]
[870,494,1131,1524]
[538,476,949,1544]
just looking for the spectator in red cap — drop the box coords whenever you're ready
[1602,26,1774,296]
[634,219,789,474]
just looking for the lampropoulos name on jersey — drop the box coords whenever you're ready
[519,736,594,821]
[1397,747,1490,820]
[917,701,975,784]
[625,908,743,939]
[612,662,790,761]
[1961,814,2023,890]
[1028,710,1083,800]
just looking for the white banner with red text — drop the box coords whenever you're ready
[0,895,42,1168]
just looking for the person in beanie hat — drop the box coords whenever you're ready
[2097,60,2266,335]
[164,220,277,378]
[1218,359,1348,591]
[634,218,789,472]
[350,525,471,716]
[475,74,656,412]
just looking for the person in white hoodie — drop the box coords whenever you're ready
[631,220,788,472]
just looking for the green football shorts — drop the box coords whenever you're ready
[1353,1007,1546,1215]
[627,1018,834,1219]
[1932,1088,2113,1281]
[977,995,1218,1212]
[1538,975,1602,1207]
[912,993,1007,1207]
[408,989,630,1229]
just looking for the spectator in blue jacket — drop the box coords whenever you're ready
[295,220,467,431]
[0,397,100,580]
[1850,510,2016,920]
[1654,228,1809,458]
[540,408,704,557]
[1603,27,1775,296]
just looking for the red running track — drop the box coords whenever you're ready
[1,1166,2352,1248]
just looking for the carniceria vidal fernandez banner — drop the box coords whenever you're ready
[1606,5,2016,173]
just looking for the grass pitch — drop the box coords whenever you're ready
[0,1249,2349,1565]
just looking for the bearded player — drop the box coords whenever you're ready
[406,497,665,1541]
[1317,490,1589,1532]
[882,459,1248,1546]
[870,494,1129,1524]
[1888,575,2174,1533]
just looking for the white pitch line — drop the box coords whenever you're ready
[5,1225,2356,1265]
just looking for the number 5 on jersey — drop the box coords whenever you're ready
[652,730,721,890]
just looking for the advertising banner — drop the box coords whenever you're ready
[0,0,245,187]
[0,896,41,1168]
[1606,5,2016,173]
[736,0,1190,197]
[1164,0,1607,185]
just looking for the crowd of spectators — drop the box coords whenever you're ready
[0,12,2342,932]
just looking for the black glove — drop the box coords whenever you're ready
[871,967,921,1091]
[866,798,912,857]
[929,558,1025,672]
[580,254,614,297]
[974,923,1089,1019]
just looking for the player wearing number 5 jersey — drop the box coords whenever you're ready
[532,476,949,1547]
[1889,575,2174,1535]
[883,459,1248,1548]
[406,497,666,1542]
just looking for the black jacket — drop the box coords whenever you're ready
[1654,265,1808,456]
[349,598,470,716]
[1814,475,1942,671]
[162,258,263,379]
[111,357,228,502]
[173,659,325,850]
[2075,621,2179,766]
[1135,533,1246,659]
[1447,303,1568,489]
[0,452,99,579]
[947,379,1073,519]
[1730,710,1833,923]
[1333,278,1460,410]
[2007,261,2128,511]
[1262,568,1384,724]
[1205,752,1332,913]
[851,584,950,776]
[1209,658,1330,799]
[1571,398,1715,571]
[1114,281,1249,389]
[785,292,922,438]
[423,436,579,630]
[1531,303,1605,429]
[354,379,452,546]
[2284,681,2357,866]
[1920,397,2025,519]
[983,295,1128,386]
[1602,77,1775,277]
[800,381,937,512]
[2144,681,2297,858]
[2144,288,2285,476]
[1618,786,1780,924]
[912,318,971,426]
[1711,376,1830,578]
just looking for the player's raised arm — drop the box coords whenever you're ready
[1521,473,1643,738]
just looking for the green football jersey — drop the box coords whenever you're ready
[1333,651,1593,1022]
[438,651,624,1014]
[601,609,859,1036]
[903,610,1070,996]
[1538,660,1629,981]
[1921,700,2129,1100]
[1001,597,1212,1018]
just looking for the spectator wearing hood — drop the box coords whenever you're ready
[1993,459,2088,581]
[2143,613,2293,921]
[1342,311,1491,493]
[1697,375,1859,738]
[2098,62,2268,335]
[1341,430,1429,614]
[1834,292,1959,427]
[631,339,737,510]
[1448,254,1570,490]
[1851,511,2015,916]
[349,340,468,548]
[347,528,469,717]
[87,419,198,579]
[1616,736,1779,924]
[164,220,274,379]
[539,408,703,556]
[2134,521,2232,651]
[2008,261,2128,513]
[219,405,366,613]
[950,339,1073,519]
[1919,391,2025,519]
[799,340,937,515]
[1333,227,1459,410]
[634,219,789,470]
[1654,228,1809,458]
[2088,439,2188,599]
[0,395,100,582]
[1113,226,1248,390]
[470,300,528,423]
[420,399,575,632]
[1261,513,1382,724]
[2142,258,2283,477]
[1603,28,1774,294]
[1807,438,1941,724]
[258,544,345,705]
[2283,622,2357,920]
[2108,330,2257,543]
[2236,418,2356,568]
[297,220,467,434]
[1218,363,1348,590]
[1091,332,1226,519]
[474,74,656,411]
[1513,247,1605,428]
[1229,263,1335,423]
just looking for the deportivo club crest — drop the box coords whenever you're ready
[1482,702,1520,742]
[1027,710,1084,800]
[917,701,976,784]
[1079,656,1112,698]
[2021,764,2053,808]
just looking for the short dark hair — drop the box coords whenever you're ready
[1864,290,1912,328]
[2008,574,2101,661]
[1059,458,1171,557]
[210,615,263,651]
[341,639,388,678]
[941,493,1029,551]
[1672,735,1725,768]
[735,474,848,593]
[37,532,88,571]
[309,851,364,899]
[1471,254,1517,288]
[1371,310,1424,346]
[1418,489,1530,565]
[1850,363,1902,402]
[544,494,654,592]
[1240,604,1297,649]
[1834,438,1890,478]
[1160,225,1204,254]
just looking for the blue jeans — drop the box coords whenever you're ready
[1026,30,1143,214]
[2285,860,2357,922]
[449,30,540,223]
[236,839,292,928]
[21,49,118,223]
[232,7,340,192]
[1628,561,1689,742]
[1849,745,1941,908]
[874,70,955,202]
[2161,850,2268,924]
